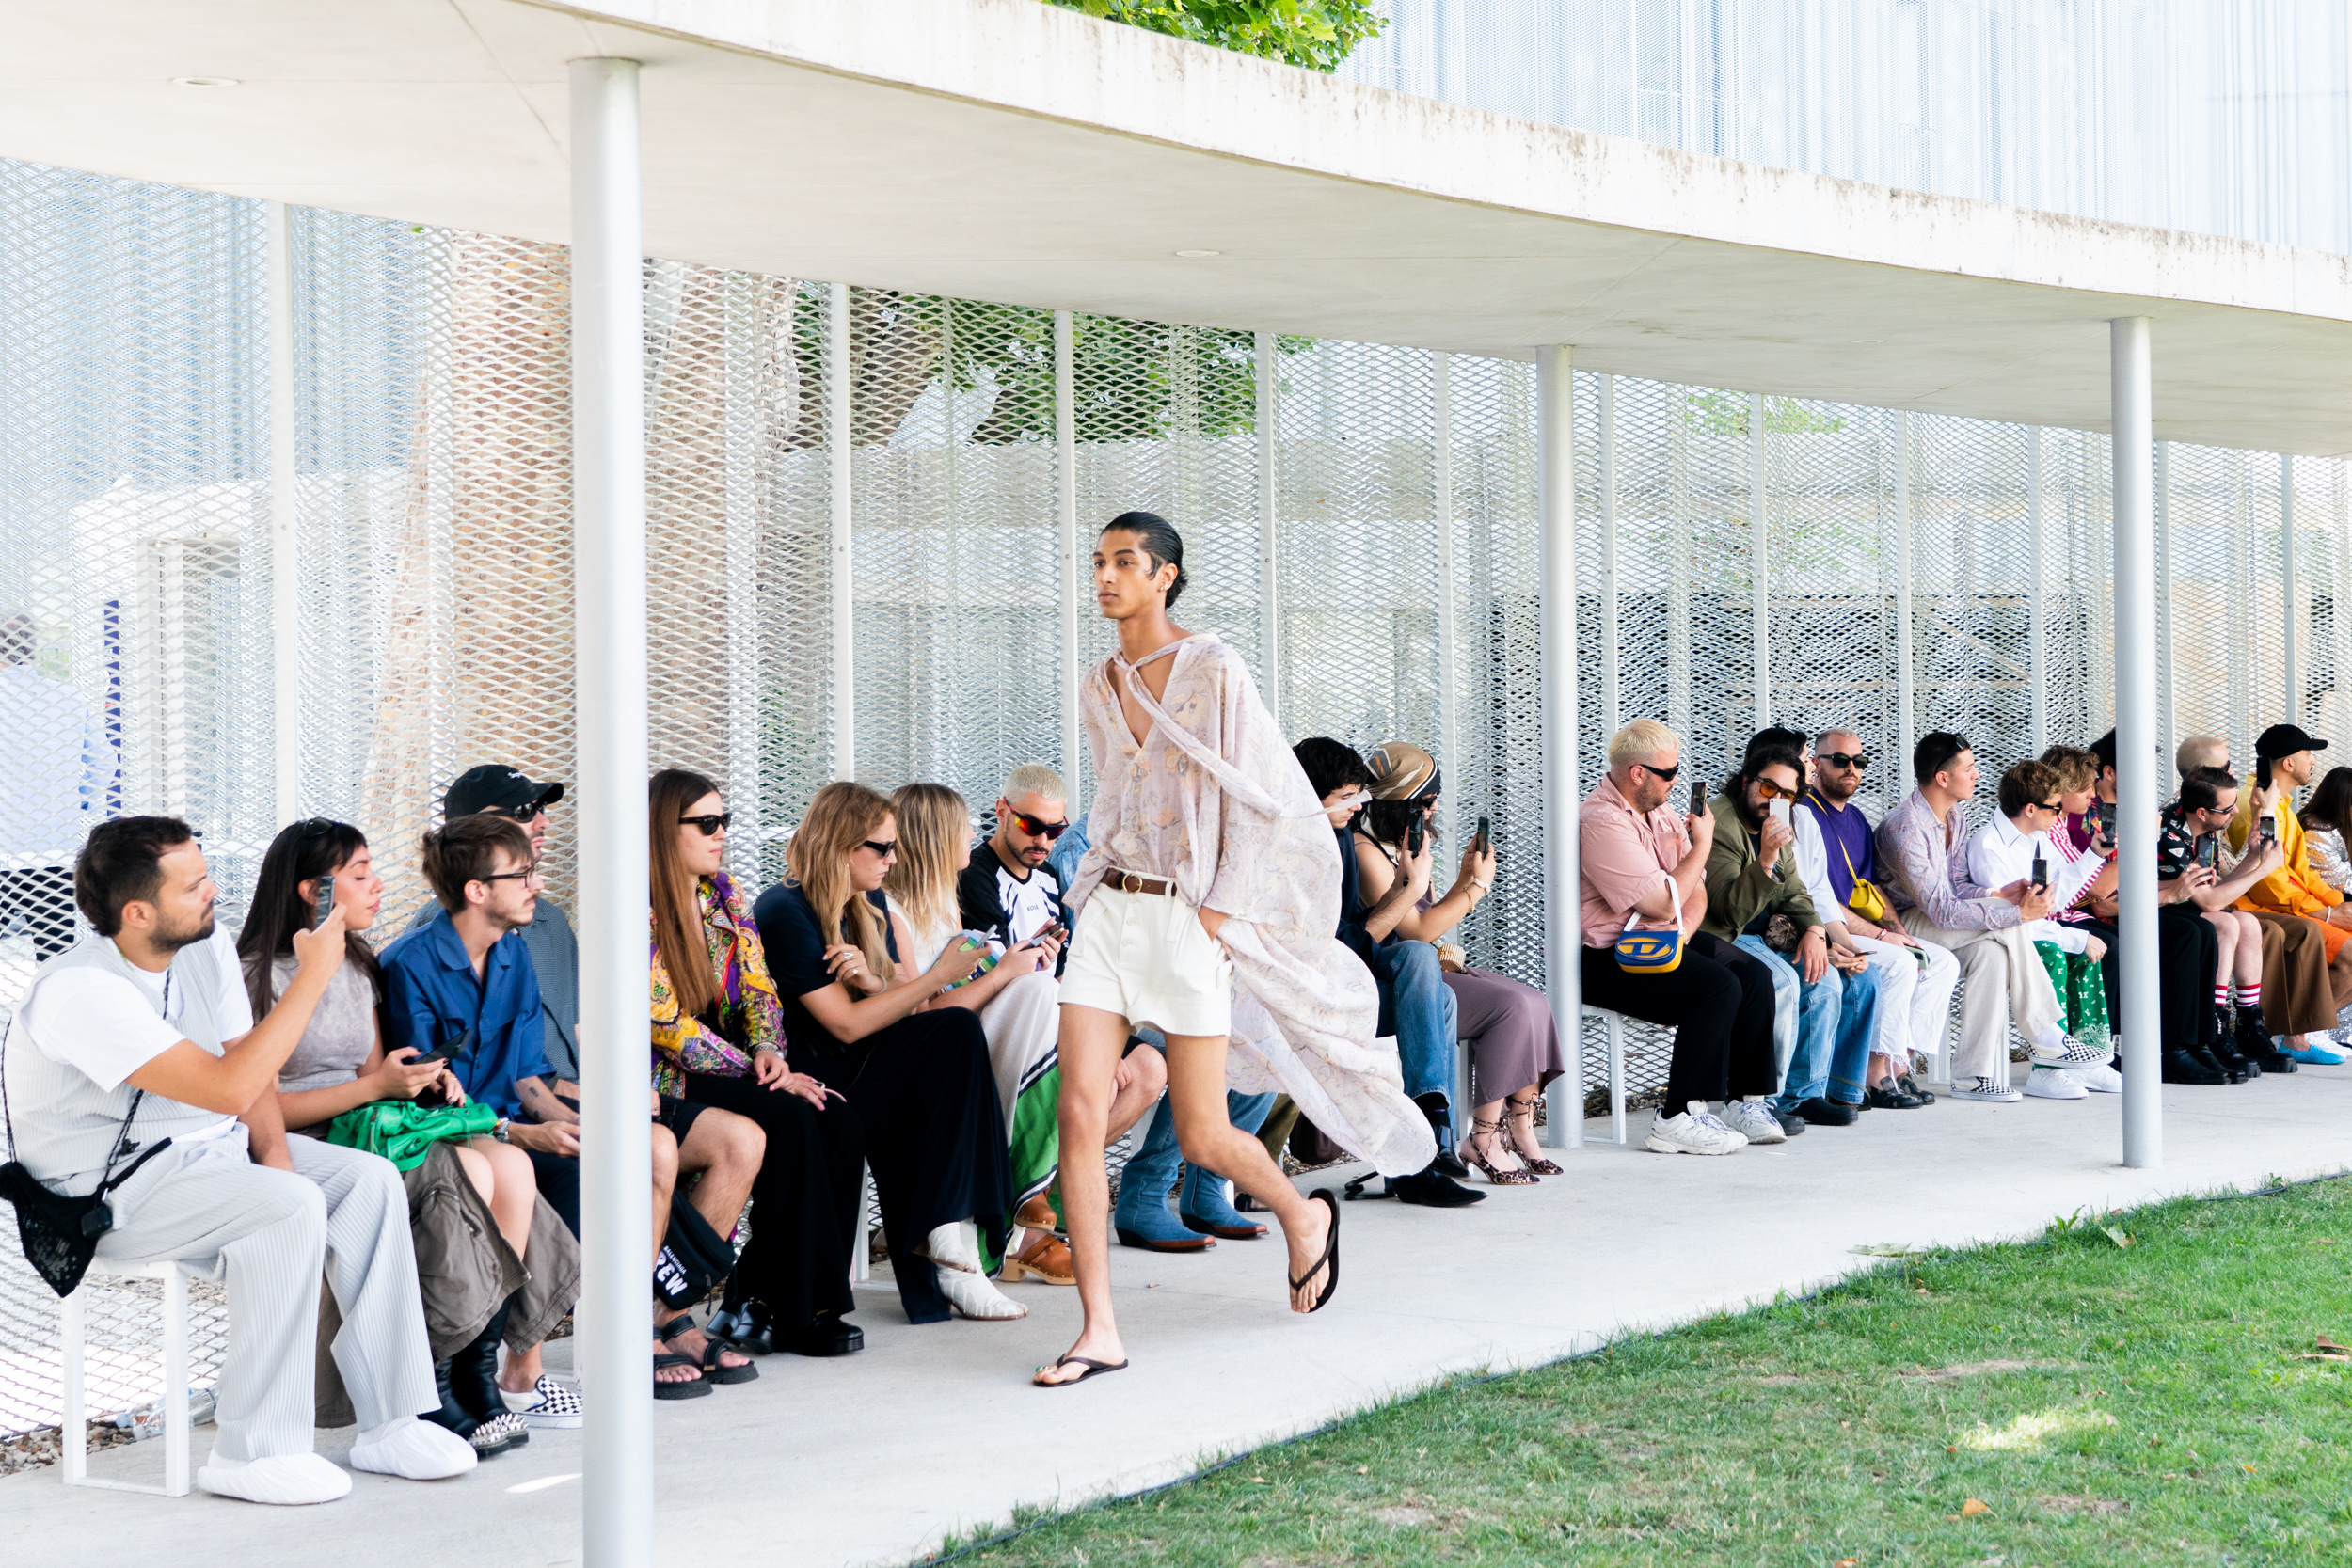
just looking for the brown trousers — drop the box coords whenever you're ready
[2246,910,2352,1035]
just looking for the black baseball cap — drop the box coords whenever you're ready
[2255,724,2329,761]
[443,764,565,821]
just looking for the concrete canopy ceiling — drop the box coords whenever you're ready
[5,0,2350,453]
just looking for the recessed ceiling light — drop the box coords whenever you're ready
[172,76,243,87]
[1174,249,1222,258]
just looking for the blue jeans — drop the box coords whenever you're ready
[1826,966,1882,1104]
[1372,941,1459,1123]
[1735,935,1865,1114]
[1112,1026,1278,1228]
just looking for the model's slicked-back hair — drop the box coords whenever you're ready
[1103,511,1187,608]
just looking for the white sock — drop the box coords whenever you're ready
[2032,1023,2070,1058]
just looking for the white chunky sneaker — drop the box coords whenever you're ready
[197,1451,353,1505]
[1947,1076,2023,1103]
[2072,1061,2123,1094]
[1719,1099,1788,1146]
[1645,1109,1746,1156]
[2024,1064,2090,1100]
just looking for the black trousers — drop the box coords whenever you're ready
[2074,906,2219,1049]
[678,1070,864,1328]
[1579,931,1778,1109]
[805,1009,1011,1325]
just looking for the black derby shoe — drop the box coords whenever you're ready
[1430,1147,1472,1181]
[1794,1096,1859,1127]
[1387,1168,1486,1208]
[786,1318,865,1358]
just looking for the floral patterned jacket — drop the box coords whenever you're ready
[649,870,783,1098]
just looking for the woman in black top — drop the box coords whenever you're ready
[753,781,1021,1324]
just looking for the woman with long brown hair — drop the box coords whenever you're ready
[751,781,1022,1323]
[647,768,867,1357]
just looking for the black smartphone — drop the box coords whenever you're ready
[2258,755,2275,793]
[1406,814,1426,855]
[1689,780,1707,817]
[2030,853,2047,891]
[1472,816,1491,856]
[312,876,336,928]
[2198,836,2219,870]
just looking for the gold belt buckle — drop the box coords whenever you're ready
[1120,871,1143,895]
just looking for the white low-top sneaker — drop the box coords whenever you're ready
[2072,1061,2123,1093]
[1947,1076,2023,1103]
[1719,1099,1788,1145]
[1645,1109,1747,1156]
[197,1451,353,1505]
[2024,1064,2090,1100]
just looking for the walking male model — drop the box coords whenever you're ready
[1037,512,1435,1386]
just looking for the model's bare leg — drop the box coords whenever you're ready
[661,1110,761,1371]
[1162,1033,1331,1314]
[1038,1004,1132,1386]
[1106,1043,1167,1142]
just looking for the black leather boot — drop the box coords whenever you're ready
[450,1302,526,1444]
[2161,1046,2226,1085]
[1416,1093,1470,1180]
[2237,1007,2292,1073]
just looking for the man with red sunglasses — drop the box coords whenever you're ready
[959,763,1074,967]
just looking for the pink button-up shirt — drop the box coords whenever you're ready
[1579,773,1705,947]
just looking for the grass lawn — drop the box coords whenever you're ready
[940,1178,2352,1567]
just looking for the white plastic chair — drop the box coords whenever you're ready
[61,1258,193,1497]
[1581,1004,1633,1146]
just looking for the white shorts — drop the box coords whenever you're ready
[1060,884,1233,1038]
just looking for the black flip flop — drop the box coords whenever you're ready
[652,1352,712,1400]
[1034,1354,1128,1388]
[1290,1189,1341,1314]
[659,1316,760,1385]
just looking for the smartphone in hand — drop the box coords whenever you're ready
[1472,816,1491,856]
[1406,814,1426,855]
[312,876,336,929]
[1688,780,1707,817]
[2030,853,2047,892]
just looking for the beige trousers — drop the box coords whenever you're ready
[1899,908,2063,1084]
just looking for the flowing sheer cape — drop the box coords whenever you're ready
[1067,634,1437,1178]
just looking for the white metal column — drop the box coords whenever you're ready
[1256,330,1281,722]
[1432,352,1459,801]
[1598,374,1620,738]
[1537,345,1582,1149]
[2335,467,2352,741]
[2155,442,2177,767]
[267,200,300,829]
[2111,316,2161,1171]
[1056,311,1080,783]
[2026,429,2047,754]
[1892,413,1915,781]
[828,282,855,782]
[1749,391,1770,729]
[570,55,653,1568]
[2282,452,2299,724]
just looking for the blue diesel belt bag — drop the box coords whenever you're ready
[1613,873,1685,975]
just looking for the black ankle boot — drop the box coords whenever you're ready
[2234,1008,2277,1074]
[2161,1047,2227,1085]
[450,1302,520,1434]
[1416,1093,1469,1180]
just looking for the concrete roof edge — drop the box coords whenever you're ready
[551,0,2352,324]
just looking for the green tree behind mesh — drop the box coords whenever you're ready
[1042,0,1385,73]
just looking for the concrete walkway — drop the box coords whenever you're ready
[8,1068,2351,1566]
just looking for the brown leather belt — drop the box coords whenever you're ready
[1104,867,1177,897]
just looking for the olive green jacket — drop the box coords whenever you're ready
[1700,794,1820,940]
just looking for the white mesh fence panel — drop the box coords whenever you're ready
[8,153,2352,1436]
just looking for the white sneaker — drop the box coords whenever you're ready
[197,1451,353,1505]
[1719,1100,1787,1145]
[1947,1076,2023,1103]
[2073,1061,2123,1094]
[349,1417,477,1481]
[1645,1109,1747,1156]
[2024,1065,2090,1100]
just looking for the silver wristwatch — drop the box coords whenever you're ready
[492,1117,512,1144]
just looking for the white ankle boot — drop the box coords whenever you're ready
[919,1222,1026,1320]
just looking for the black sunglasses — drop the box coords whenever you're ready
[2036,800,2064,813]
[1635,759,1680,782]
[860,839,898,859]
[1819,752,1870,770]
[1009,810,1071,841]
[679,813,733,836]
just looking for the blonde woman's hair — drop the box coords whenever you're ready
[884,783,968,947]
[2040,744,2098,795]
[787,781,896,981]
[1608,718,1679,773]
[1002,763,1065,805]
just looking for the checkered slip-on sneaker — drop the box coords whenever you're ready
[501,1374,584,1429]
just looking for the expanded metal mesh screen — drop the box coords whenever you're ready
[3,154,2347,1433]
